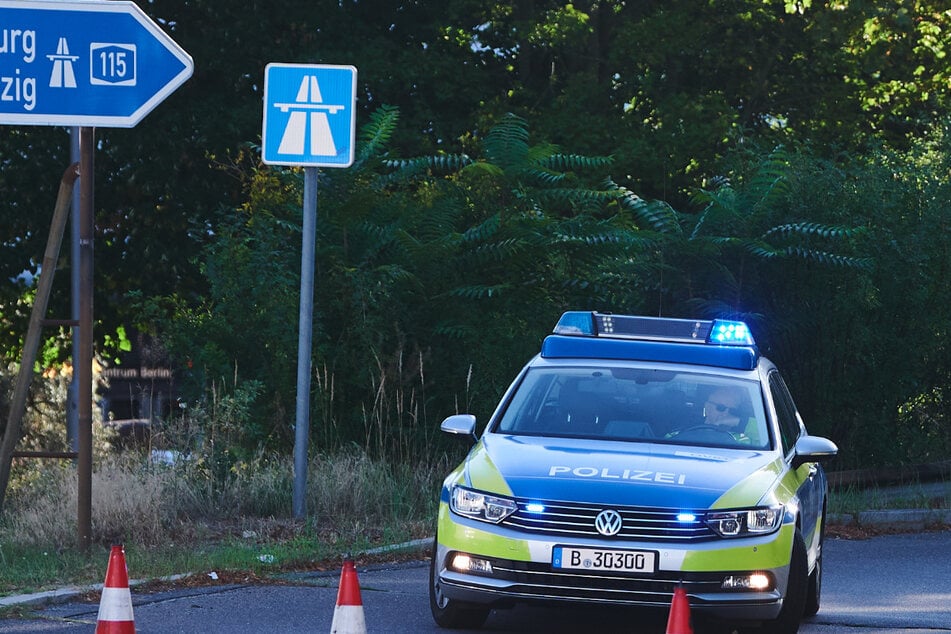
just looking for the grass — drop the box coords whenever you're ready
[0,352,457,604]
[0,448,449,600]
[828,478,951,516]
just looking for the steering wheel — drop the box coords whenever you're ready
[675,425,737,442]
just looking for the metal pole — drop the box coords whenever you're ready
[67,127,81,454]
[293,168,317,518]
[77,127,95,550]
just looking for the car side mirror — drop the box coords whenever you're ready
[792,435,839,469]
[441,414,478,443]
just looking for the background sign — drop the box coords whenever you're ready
[0,0,193,127]
[262,64,357,167]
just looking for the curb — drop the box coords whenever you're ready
[0,573,191,609]
[0,539,434,609]
[362,536,432,556]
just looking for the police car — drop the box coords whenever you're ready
[430,312,838,632]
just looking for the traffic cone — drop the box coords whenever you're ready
[330,558,366,634]
[665,584,693,634]
[96,545,136,634]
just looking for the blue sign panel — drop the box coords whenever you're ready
[262,63,357,168]
[0,0,193,127]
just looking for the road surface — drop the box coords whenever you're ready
[1,529,948,633]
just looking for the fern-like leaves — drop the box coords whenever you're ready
[356,104,399,165]
[484,113,531,171]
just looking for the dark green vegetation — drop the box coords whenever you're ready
[2,1,949,481]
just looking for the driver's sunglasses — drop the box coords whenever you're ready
[707,401,739,416]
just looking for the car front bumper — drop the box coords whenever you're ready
[435,505,794,621]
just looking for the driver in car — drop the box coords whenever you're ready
[704,387,743,428]
[667,386,759,445]
[703,386,760,444]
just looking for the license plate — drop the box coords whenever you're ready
[552,546,656,573]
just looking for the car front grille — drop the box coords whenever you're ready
[501,499,716,541]
[445,560,729,607]
[499,561,724,604]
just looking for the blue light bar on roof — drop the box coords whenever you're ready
[552,312,756,347]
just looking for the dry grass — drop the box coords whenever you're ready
[1,448,445,552]
[0,357,451,591]
[6,457,177,548]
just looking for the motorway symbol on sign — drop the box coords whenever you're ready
[48,38,78,88]
[262,63,357,168]
[0,0,193,127]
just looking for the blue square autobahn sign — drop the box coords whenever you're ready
[262,63,357,168]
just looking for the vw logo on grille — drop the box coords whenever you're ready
[595,509,623,536]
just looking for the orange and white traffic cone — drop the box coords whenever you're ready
[665,584,693,634]
[96,545,136,634]
[330,558,366,634]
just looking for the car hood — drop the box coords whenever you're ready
[463,433,785,510]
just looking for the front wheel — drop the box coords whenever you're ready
[430,543,490,629]
[804,514,826,617]
[803,549,822,618]
[762,529,808,634]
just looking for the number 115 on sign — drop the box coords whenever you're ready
[90,43,137,86]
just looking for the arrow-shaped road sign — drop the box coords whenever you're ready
[0,0,193,128]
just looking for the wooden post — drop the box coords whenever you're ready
[0,163,80,511]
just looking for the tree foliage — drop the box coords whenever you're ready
[2,1,950,468]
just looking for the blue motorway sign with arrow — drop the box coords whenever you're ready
[0,0,193,127]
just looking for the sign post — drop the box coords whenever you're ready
[0,0,192,550]
[262,63,357,518]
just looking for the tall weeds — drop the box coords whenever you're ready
[1,346,459,552]
[1,448,446,550]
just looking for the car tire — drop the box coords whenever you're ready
[803,549,822,618]
[803,514,826,617]
[429,542,490,630]
[763,528,808,634]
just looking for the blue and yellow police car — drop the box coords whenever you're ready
[430,312,838,633]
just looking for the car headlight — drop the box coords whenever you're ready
[705,506,783,538]
[450,486,517,523]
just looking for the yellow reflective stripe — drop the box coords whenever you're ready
[681,524,794,571]
[466,444,513,496]
[438,504,532,560]
[742,416,760,445]
[712,457,785,509]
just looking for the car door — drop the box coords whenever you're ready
[768,371,822,543]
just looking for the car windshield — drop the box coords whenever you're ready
[495,366,770,450]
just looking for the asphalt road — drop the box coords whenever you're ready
[2,530,949,633]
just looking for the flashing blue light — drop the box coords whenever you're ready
[677,513,698,523]
[525,503,546,514]
[553,312,596,336]
[708,320,755,346]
